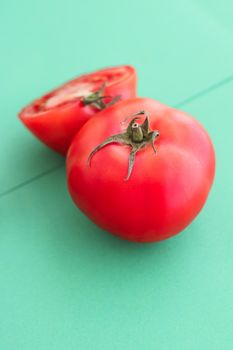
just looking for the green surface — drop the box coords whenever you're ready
[1,0,233,194]
[0,0,233,349]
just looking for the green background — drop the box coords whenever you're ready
[1,1,233,349]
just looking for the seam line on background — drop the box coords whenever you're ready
[1,73,233,199]
[0,163,64,199]
[175,74,233,107]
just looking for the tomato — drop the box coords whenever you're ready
[67,98,215,242]
[19,65,137,155]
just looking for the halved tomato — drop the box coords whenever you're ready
[19,65,137,155]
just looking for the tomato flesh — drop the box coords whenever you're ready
[19,65,137,154]
[67,98,215,242]
[42,83,93,110]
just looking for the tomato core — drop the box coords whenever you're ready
[26,66,131,116]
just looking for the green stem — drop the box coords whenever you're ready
[82,84,121,110]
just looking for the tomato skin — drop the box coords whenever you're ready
[18,65,137,155]
[67,98,215,242]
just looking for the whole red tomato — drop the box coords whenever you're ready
[19,65,137,155]
[67,98,215,242]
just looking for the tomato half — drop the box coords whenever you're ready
[67,98,215,242]
[19,65,137,155]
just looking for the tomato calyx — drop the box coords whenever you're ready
[82,83,121,110]
[88,110,160,180]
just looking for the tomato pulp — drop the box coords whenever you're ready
[19,65,137,155]
[67,98,215,242]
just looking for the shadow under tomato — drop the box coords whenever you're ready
[16,136,64,170]
[14,154,200,291]
[37,165,200,279]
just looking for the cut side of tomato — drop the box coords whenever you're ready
[19,65,137,154]
[37,83,94,111]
